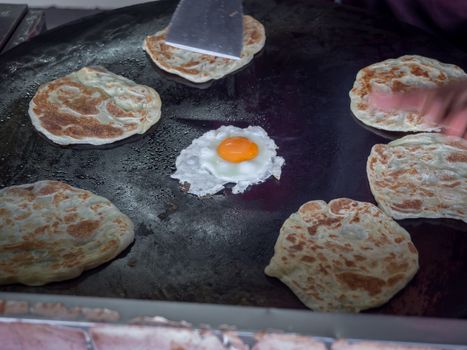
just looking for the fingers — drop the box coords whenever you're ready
[421,96,449,126]
[442,109,467,138]
[368,89,427,112]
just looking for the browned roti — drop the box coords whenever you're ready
[265,198,419,312]
[367,133,467,222]
[332,339,447,350]
[0,180,134,286]
[253,333,326,350]
[349,55,466,132]
[29,66,161,145]
[143,15,265,83]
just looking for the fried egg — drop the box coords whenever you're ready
[171,126,285,196]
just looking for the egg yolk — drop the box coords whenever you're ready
[217,137,259,163]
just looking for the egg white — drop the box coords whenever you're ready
[171,126,285,196]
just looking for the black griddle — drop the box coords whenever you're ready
[0,0,466,318]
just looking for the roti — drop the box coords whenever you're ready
[29,66,161,145]
[1,322,88,350]
[90,325,247,350]
[0,180,134,286]
[265,198,419,312]
[367,133,467,222]
[349,55,466,132]
[143,15,265,83]
[332,340,446,350]
[252,334,326,350]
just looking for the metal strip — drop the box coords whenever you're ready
[1,292,466,346]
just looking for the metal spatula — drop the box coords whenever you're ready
[165,0,243,60]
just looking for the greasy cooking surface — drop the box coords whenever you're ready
[0,0,466,317]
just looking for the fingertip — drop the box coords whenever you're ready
[441,110,467,138]
[368,90,400,111]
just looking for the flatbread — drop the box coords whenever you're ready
[367,133,467,222]
[143,15,265,83]
[253,333,326,350]
[332,340,449,350]
[349,55,466,132]
[0,180,134,286]
[29,66,161,145]
[265,198,419,312]
[90,325,247,350]
[0,322,88,350]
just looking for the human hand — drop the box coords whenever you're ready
[369,79,467,138]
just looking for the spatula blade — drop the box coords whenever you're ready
[165,0,243,60]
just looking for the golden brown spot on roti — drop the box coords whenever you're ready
[90,203,106,212]
[394,237,404,244]
[53,79,108,114]
[307,217,341,236]
[373,144,389,164]
[444,181,461,188]
[393,199,422,210]
[389,168,418,178]
[447,152,467,162]
[447,140,467,150]
[336,272,385,296]
[318,264,329,275]
[14,211,31,220]
[64,213,79,224]
[38,182,64,195]
[329,198,355,213]
[289,242,305,252]
[387,261,409,274]
[286,235,296,243]
[409,65,429,78]
[325,241,353,253]
[113,217,129,230]
[53,192,69,205]
[106,101,136,119]
[67,220,100,240]
[358,67,404,96]
[61,93,103,115]
[392,80,410,93]
[8,188,35,201]
[317,252,328,262]
[100,239,118,252]
[63,251,84,260]
[39,109,123,139]
[33,225,49,237]
[180,60,199,68]
[354,255,366,261]
[79,192,91,201]
[368,156,378,171]
[357,102,367,110]
[301,256,316,263]
[301,202,324,213]
[387,274,404,287]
